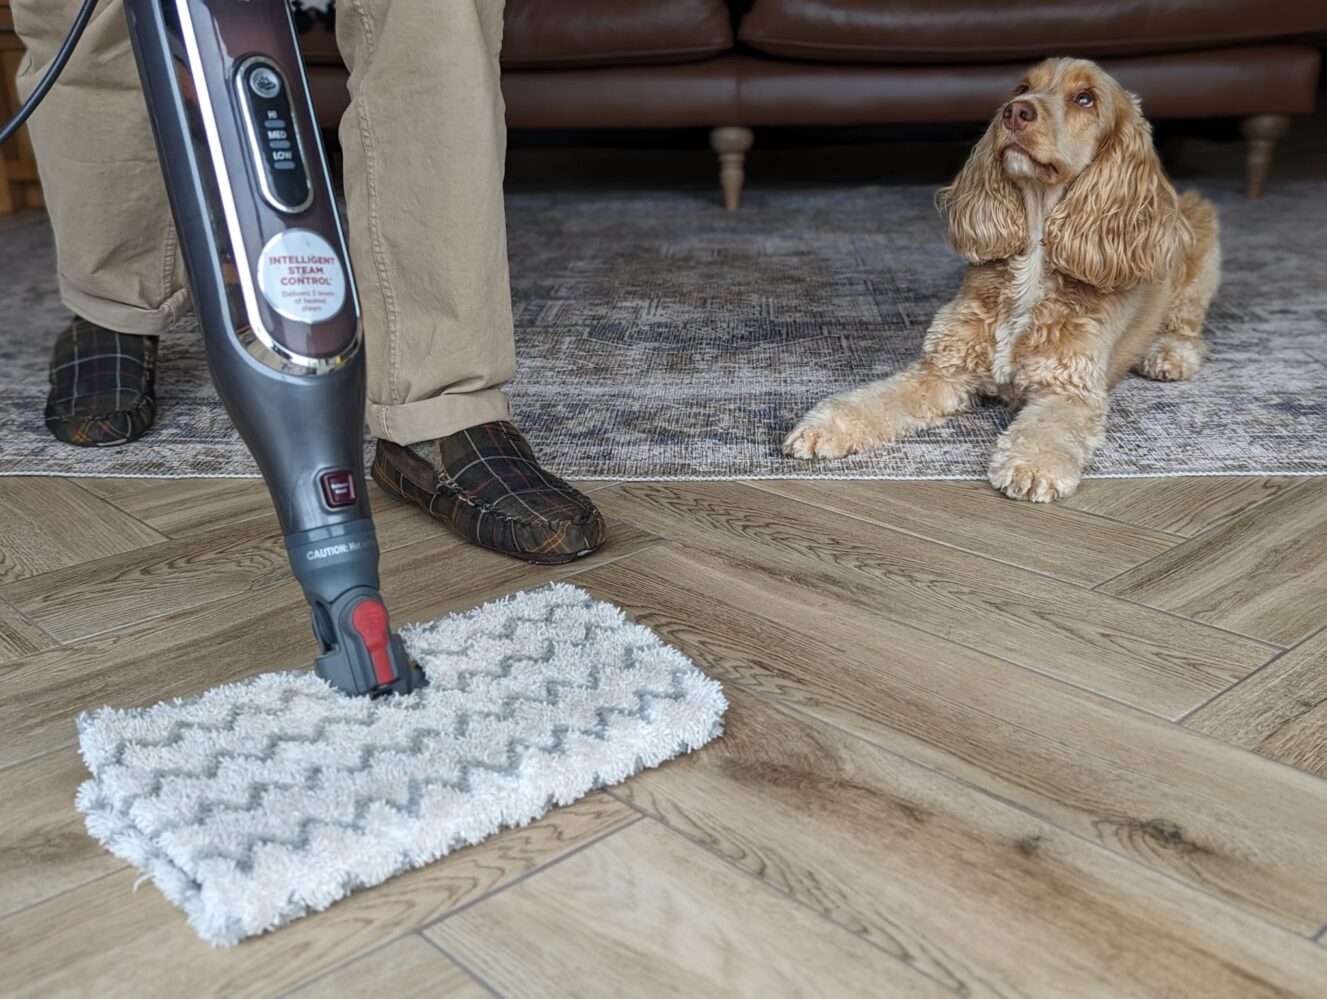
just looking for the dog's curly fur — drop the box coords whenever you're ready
[784,58,1221,502]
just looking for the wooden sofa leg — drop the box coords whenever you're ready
[710,126,754,211]
[1241,114,1289,200]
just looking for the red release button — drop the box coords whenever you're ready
[320,469,357,508]
[349,598,395,686]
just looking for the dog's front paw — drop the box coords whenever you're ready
[1134,337,1205,382]
[988,439,1082,503]
[783,400,878,460]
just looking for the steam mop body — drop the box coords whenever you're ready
[123,0,425,696]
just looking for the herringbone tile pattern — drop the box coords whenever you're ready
[2,473,1326,995]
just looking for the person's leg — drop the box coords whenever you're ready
[12,0,186,444]
[335,0,514,445]
[335,0,604,563]
[13,0,188,331]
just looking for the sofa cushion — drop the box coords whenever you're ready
[504,0,734,69]
[300,0,734,69]
[738,0,1327,64]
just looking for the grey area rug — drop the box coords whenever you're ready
[3,180,1326,479]
[77,583,727,946]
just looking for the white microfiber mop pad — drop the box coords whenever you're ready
[75,583,726,946]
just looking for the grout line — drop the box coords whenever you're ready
[1173,476,1317,544]
[276,932,420,998]
[0,590,60,649]
[603,789,964,995]
[1096,474,1316,588]
[1177,621,1327,726]
[420,814,644,934]
[741,479,1182,585]
[277,931,501,999]
[421,933,505,998]
[1092,584,1286,652]
[721,480,1285,652]
[1088,534,1206,591]
[66,477,173,543]
[650,667,1327,942]
[993,494,1189,541]
[0,865,128,928]
[765,475,1195,543]
[1316,923,1327,944]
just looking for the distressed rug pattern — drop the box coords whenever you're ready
[3,180,1325,479]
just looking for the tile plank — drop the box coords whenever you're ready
[757,478,1176,585]
[0,796,634,999]
[0,477,166,585]
[1061,476,1301,537]
[1186,627,1327,778]
[431,819,947,998]
[0,748,123,920]
[1103,479,1327,646]
[616,687,1327,996]
[0,519,295,644]
[575,544,1327,933]
[595,483,1270,716]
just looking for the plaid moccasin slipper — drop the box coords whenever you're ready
[372,421,607,564]
[45,318,159,447]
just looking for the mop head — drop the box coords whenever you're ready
[75,583,726,946]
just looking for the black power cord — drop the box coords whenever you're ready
[0,0,99,148]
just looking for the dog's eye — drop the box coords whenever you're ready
[1074,90,1095,107]
[1014,83,1030,95]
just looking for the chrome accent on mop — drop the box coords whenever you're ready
[172,0,357,376]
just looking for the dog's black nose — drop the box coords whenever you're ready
[1003,100,1037,131]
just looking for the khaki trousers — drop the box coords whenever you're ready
[11,0,515,444]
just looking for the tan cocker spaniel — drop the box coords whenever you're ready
[784,58,1220,501]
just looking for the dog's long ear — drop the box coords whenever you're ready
[936,125,1027,264]
[1045,95,1179,290]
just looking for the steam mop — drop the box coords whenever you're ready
[125,0,428,697]
[6,0,422,697]
[7,0,726,945]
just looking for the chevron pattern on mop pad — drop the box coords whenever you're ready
[75,583,727,946]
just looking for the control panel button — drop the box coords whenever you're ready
[248,66,282,99]
[320,469,358,508]
[236,58,312,213]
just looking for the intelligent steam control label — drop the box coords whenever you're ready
[257,230,347,324]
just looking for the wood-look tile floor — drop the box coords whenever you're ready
[2,473,1326,997]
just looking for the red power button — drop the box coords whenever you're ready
[320,470,358,508]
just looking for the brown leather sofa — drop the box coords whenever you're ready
[299,0,1326,208]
